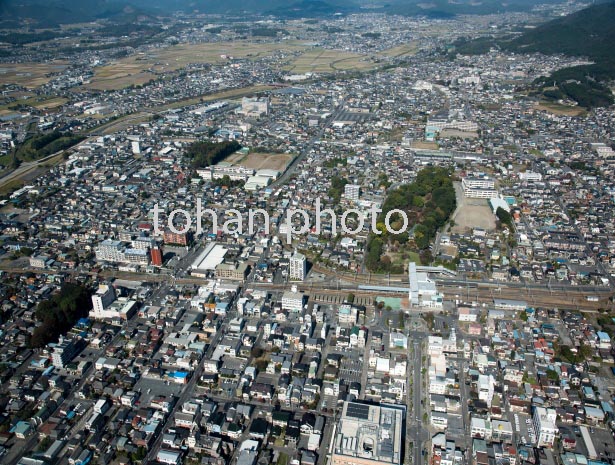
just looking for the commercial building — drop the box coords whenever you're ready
[215,261,249,281]
[331,401,404,465]
[190,243,228,277]
[338,304,358,325]
[408,262,443,308]
[151,246,163,266]
[281,286,305,313]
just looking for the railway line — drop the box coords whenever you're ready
[1,264,611,311]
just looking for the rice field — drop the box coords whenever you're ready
[283,48,376,74]
[0,62,68,88]
[86,41,307,90]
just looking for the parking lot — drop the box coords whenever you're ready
[320,394,339,411]
[446,414,465,440]
[559,425,615,461]
[339,358,363,385]
[135,377,184,406]
[510,412,536,446]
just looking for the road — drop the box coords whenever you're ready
[144,302,231,463]
[407,333,429,465]
[0,148,70,189]
[268,100,347,190]
[4,297,147,465]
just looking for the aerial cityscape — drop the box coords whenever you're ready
[0,1,615,465]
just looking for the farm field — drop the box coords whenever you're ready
[86,41,307,90]
[0,62,68,88]
[283,48,376,73]
[380,42,420,57]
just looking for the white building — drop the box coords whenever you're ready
[289,251,307,281]
[91,284,116,317]
[519,171,543,182]
[409,262,443,308]
[95,239,124,262]
[338,304,358,325]
[471,417,492,439]
[462,176,498,199]
[156,450,181,465]
[344,184,360,201]
[238,97,269,117]
[281,287,305,313]
[478,374,495,407]
[591,143,614,158]
[123,248,149,265]
[331,402,404,465]
[533,407,558,447]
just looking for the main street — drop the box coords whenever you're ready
[268,99,347,190]
[407,332,429,465]
[144,290,237,463]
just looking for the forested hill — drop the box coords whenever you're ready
[504,1,615,60]
[453,2,615,108]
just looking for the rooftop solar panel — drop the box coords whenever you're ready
[346,403,370,420]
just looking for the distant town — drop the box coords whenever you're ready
[1,3,615,465]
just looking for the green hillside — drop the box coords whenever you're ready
[453,2,615,108]
[504,1,615,60]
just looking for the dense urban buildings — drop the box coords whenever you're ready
[0,2,615,465]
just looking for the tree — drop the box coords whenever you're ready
[185,140,241,168]
[496,207,513,229]
[131,446,147,462]
[577,342,593,361]
[546,369,559,382]
[251,347,265,359]
[29,283,92,348]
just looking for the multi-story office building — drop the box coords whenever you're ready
[52,336,85,368]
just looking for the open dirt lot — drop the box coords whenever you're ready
[84,69,155,91]
[228,152,295,171]
[450,182,496,233]
[534,101,586,117]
